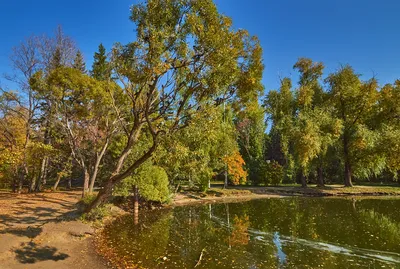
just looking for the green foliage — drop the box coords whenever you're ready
[236,103,266,185]
[115,164,171,203]
[259,161,284,185]
[81,203,113,222]
[72,50,86,73]
[91,43,111,81]
[156,105,239,190]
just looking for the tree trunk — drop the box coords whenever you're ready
[29,178,36,193]
[343,132,353,187]
[317,166,325,187]
[88,170,97,194]
[35,157,48,192]
[133,185,139,225]
[301,172,307,188]
[82,168,90,197]
[344,161,353,187]
[86,180,114,211]
[53,174,62,191]
[67,178,72,190]
[224,167,228,189]
[18,165,29,194]
[89,140,109,194]
[12,178,17,193]
[18,174,23,194]
[87,138,157,212]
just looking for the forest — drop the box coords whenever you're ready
[0,0,399,212]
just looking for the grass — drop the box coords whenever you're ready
[229,184,400,196]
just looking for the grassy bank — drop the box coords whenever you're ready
[172,184,400,206]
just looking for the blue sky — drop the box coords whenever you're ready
[1,0,400,92]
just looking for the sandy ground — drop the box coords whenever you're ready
[172,192,282,206]
[0,191,109,269]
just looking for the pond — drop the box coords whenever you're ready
[101,197,400,268]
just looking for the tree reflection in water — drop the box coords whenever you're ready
[102,197,400,269]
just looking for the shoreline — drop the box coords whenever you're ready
[170,184,400,207]
[2,185,400,268]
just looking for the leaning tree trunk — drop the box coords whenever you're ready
[53,173,62,191]
[89,140,109,194]
[86,134,157,212]
[86,180,114,211]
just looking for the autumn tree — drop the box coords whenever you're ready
[223,151,247,185]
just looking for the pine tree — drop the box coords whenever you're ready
[49,47,62,70]
[72,50,86,73]
[91,44,110,81]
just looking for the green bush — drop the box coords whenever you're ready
[79,194,97,207]
[114,164,171,203]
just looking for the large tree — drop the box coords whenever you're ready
[86,0,263,210]
[326,66,380,186]
[30,67,121,196]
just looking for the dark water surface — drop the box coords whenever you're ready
[103,197,400,268]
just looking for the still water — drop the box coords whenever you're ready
[102,197,400,268]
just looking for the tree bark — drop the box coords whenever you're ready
[89,140,109,194]
[82,168,90,197]
[133,185,139,225]
[87,140,157,212]
[343,133,353,187]
[344,161,353,187]
[35,157,48,192]
[317,166,325,187]
[301,172,307,188]
[53,173,62,191]
[67,178,72,190]
[86,180,113,211]
[224,167,228,189]
[29,178,36,193]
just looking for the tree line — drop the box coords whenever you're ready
[0,0,399,210]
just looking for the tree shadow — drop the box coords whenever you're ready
[0,226,42,238]
[14,242,69,264]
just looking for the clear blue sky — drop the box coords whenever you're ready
[1,0,400,92]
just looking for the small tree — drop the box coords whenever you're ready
[91,44,111,81]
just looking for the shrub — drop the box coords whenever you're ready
[81,203,113,222]
[114,164,171,203]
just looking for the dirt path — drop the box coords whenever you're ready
[0,191,108,269]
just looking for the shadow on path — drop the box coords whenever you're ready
[14,242,69,264]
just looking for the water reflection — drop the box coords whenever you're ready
[102,197,400,269]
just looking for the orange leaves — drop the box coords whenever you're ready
[223,151,247,185]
